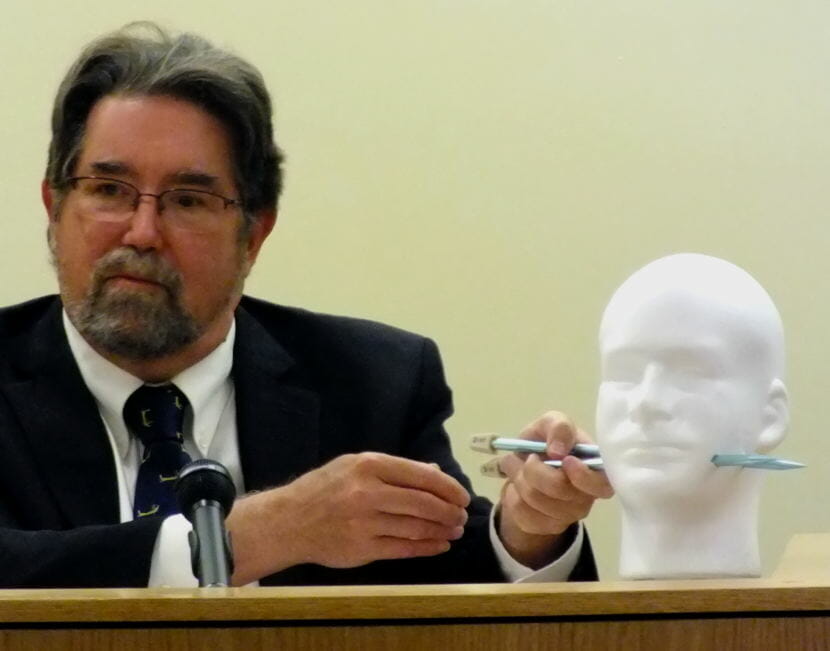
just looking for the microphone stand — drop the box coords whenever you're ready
[175,459,236,587]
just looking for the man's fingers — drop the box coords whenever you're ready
[495,412,608,550]
[511,473,587,518]
[372,513,464,542]
[374,484,468,527]
[500,454,609,537]
[371,537,452,560]
[522,455,613,501]
[544,415,579,458]
[361,453,470,507]
[521,454,583,501]
[498,452,526,481]
[561,456,615,498]
[519,410,579,458]
[502,484,577,535]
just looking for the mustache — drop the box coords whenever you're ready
[90,248,182,296]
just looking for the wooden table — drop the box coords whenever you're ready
[0,578,828,649]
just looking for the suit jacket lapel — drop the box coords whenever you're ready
[233,306,320,492]
[1,300,119,526]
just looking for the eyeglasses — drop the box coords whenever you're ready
[66,176,242,232]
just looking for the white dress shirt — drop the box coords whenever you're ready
[63,311,579,585]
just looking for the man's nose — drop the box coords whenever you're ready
[120,195,164,251]
[627,364,673,425]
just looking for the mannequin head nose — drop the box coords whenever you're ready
[628,364,673,426]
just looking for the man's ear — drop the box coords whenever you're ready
[755,378,789,453]
[42,179,57,222]
[240,210,277,277]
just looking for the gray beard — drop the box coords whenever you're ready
[61,248,202,360]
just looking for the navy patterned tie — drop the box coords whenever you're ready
[124,384,192,519]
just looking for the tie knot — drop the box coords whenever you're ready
[124,384,189,448]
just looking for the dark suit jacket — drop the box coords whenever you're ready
[0,295,596,587]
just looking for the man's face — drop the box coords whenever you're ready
[596,293,768,505]
[47,94,270,361]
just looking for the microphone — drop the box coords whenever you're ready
[175,459,236,587]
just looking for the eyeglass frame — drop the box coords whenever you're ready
[64,175,243,217]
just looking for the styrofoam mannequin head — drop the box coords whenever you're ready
[596,253,789,578]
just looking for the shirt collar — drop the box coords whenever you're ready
[63,310,235,459]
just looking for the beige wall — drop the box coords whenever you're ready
[2,1,827,579]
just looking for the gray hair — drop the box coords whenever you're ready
[45,22,283,225]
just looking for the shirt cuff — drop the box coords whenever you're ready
[148,515,198,588]
[488,506,584,583]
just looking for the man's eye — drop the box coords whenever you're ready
[170,192,206,209]
[92,182,127,197]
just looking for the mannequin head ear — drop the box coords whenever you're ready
[755,378,789,453]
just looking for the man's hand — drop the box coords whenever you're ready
[497,411,614,569]
[226,452,470,585]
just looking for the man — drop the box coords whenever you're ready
[0,23,611,588]
[596,253,789,578]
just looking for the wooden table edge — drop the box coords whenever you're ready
[0,579,828,624]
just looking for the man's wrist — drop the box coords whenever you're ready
[496,489,577,569]
[226,485,303,585]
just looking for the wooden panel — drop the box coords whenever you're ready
[0,573,829,650]
[0,617,827,651]
[1,579,830,623]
